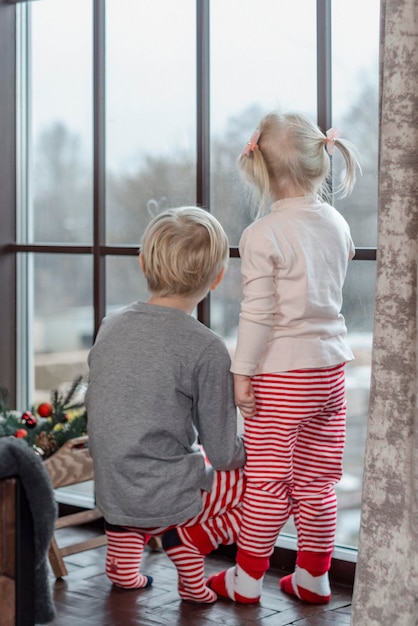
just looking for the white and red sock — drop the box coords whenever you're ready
[279,550,332,604]
[207,550,269,604]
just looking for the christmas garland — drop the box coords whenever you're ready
[0,376,87,459]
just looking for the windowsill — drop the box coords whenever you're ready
[56,486,357,589]
[276,533,358,563]
[54,480,95,509]
[214,539,356,590]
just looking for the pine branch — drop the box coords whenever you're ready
[0,388,9,414]
[63,375,84,407]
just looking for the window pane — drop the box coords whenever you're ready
[33,254,92,402]
[30,0,93,244]
[105,0,196,244]
[106,256,149,313]
[332,0,380,246]
[211,258,242,345]
[210,258,244,433]
[210,0,317,245]
[338,260,375,546]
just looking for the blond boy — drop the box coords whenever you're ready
[86,207,245,603]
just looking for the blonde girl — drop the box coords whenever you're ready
[208,112,359,605]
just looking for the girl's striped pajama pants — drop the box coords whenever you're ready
[237,362,347,559]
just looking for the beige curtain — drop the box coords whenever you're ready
[350,1,418,625]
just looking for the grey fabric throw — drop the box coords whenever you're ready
[0,437,57,624]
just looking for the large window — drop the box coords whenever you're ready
[1,0,379,551]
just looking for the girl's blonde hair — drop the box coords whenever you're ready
[238,112,359,217]
[140,206,229,297]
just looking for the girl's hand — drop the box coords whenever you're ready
[233,374,257,418]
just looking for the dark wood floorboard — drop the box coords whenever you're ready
[47,521,352,625]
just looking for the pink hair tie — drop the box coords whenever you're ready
[324,128,339,155]
[242,129,260,157]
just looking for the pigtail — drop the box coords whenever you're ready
[238,133,271,218]
[323,129,361,198]
[333,138,361,197]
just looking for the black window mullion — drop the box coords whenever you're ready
[93,0,106,340]
[317,0,333,197]
[196,0,211,326]
[316,0,332,133]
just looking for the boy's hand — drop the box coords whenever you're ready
[233,374,257,418]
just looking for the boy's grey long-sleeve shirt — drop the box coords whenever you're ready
[86,301,246,528]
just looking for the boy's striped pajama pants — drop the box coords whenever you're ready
[104,464,245,598]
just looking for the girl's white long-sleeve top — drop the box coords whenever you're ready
[231,196,355,376]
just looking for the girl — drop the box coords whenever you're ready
[207,112,359,605]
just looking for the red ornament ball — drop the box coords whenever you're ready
[37,402,53,418]
[21,411,37,429]
[15,428,28,438]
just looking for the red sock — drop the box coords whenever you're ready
[279,551,332,604]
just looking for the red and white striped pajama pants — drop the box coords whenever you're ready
[105,465,245,591]
[237,363,347,559]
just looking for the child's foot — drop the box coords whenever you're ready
[107,555,153,589]
[207,565,261,604]
[178,577,217,603]
[279,568,331,604]
[162,529,217,603]
[207,569,232,600]
[111,574,153,590]
[105,527,152,590]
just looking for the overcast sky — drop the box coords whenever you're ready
[28,0,380,173]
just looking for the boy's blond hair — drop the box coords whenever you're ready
[140,206,229,298]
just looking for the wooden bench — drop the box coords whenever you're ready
[44,436,107,578]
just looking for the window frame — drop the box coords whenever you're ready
[0,0,377,575]
[1,0,377,405]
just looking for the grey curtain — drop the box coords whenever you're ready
[351,1,418,624]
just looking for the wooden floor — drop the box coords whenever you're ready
[47,518,353,626]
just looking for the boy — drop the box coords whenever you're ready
[86,206,246,603]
